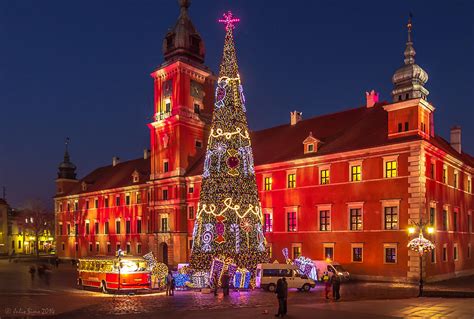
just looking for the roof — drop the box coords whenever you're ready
[63,103,474,196]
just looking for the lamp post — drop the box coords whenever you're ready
[117,248,123,292]
[407,219,435,297]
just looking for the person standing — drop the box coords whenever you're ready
[29,265,36,282]
[166,271,173,296]
[322,271,331,299]
[275,277,288,317]
[222,271,230,296]
[9,249,15,263]
[212,272,219,296]
[170,276,175,296]
[332,274,341,301]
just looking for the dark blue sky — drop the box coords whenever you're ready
[1,0,473,208]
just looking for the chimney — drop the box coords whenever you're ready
[450,126,461,153]
[112,156,120,167]
[290,111,303,126]
[143,149,151,160]
[365,90,379,108]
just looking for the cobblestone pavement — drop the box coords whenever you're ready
[0,259,472,318]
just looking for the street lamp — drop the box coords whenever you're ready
[117,248,124,292]
[407,219,435,297]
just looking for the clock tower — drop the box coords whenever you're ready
[147,0,216,264]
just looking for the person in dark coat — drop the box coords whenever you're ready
[222,271,230,296]
[275,277,288,317]
[212,272,219,296]
[332,274,341,301]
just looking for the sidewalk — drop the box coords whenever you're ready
[423,275,474,298]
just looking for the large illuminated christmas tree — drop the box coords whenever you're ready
[190,12,268,272]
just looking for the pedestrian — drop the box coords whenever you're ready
[29,265,36,282]
[55,258,60,268]
[222,271,230,296]
[9,249,15,263]
[322,271,331,299]
[332,274,341,301]
[274,277,288,317]
[170,276,176,296]
[212,272,219,296]
[166,271,173,296]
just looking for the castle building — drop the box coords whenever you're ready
[54,2,473,282]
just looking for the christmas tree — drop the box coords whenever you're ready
[190,12,268,272]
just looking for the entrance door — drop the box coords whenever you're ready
[161,243,168,265]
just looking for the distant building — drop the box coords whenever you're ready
[54,2,473,282]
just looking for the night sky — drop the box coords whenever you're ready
[1,0,473,209]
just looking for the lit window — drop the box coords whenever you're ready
[320,169,330,185]
[287,212,297,232]
[287,173,296,188]
[319,210,330,231]
[324,245,334,260]
[188,206,195,219]
[454,171,458,188]
[352,244,363,262]
[292,245,301,259]
[385,160,397,178]
[443,166,448,184]
[264,213,273,232]
[350,208,362,231]
[136,192,142,204]
[468,177,472,193]
[161,217,169,232]
[96,242,100,252]
[350,165,361,182]
[384,207,398,230]
[264,176,273,191]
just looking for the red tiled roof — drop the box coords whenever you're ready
[65,103,474,196]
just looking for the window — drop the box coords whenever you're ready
[193,103,201,114]
[59,223,63,236]
[137,243,142,254]
[188,238,193,250]
[468,244,472,259]
[429,207,436,226]
[287,212,297,232]
[67,202,70,212]
[147,190,152,203]
[267,243,273,258]
[74,200,78,211]
[350,165,361,182]
[431,248,436,263]
[18,241,21,249]
[454,171,458,188]
[404,122,409,131]
[453,244,458,261]
[115,196,120,207]
[89,242,93,252]
[188,186,194,194]
[319,210,331,231]
[351,244,363,262]
[385,160,397,178]
[292,244,301,259]
[430,162,435,179]
[75,242,78,252]
[384,245,397,263]
[443,244,448,262]
[195,140,202,148]
[469,213,472,233]
[136,192,142,204]
[96,242,100,252]
[137,220,142,233]
[67,224,71,235]
[125,193,130,205]
[453,211,458,232]
[162,189,168,200]
[116,243,121,252]
[320,169,329,185]
[95,198,99,208]
[188,206,195,220]
[107,242,111,253]
[85,200,89,210]
[323,244,334,260]
[75,223,79,236]
[468,176,472,193]
[161,217,169,232]
[350,208,362,231]
[126,220,131,234]
[443,165,448,184]
[442,210,448,231]
[287,173,296,188]
[398,123,402,132]
[264,176,272,191]
[85,221,91,235]
[59,203,63,212]
[116,220,121,234]
[165,99,171,113]
[307,144,314,152]
[264,213,273,233]
[62,242,65,251]
[163,160,169,173]
[384,207,398,230]
[126,243,131,254]
[104,221,109,235]
[104,197,109,208]
[95,222,99,234]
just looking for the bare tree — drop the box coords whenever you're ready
[19,200,54,259]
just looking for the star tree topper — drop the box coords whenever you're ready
[218,11,240,31]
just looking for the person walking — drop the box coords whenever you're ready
[222,271,230,296]
[55,258,60,268]
[166,271,173,296]
[170,276,176,296]
[29,265,36,282]
[275,277,288,317]
[9,249,15,263]
[332,274,341,301]
[322,271,331,299]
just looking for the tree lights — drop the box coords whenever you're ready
[190,11,268,274]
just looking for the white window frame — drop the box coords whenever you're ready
[453,170,459,189]
[319,165,330,185]
[381,199,401,230]
[351,243,364,263]
[383,243,398,264]
[317,204,332,231]
[323,243,335,260]
[383,155,399,179]
[442,243,448,262]
[429,201,437,229]
[263,174,273,191]
[163,159,169,173]
[284,206,298,232]
[160,214,169,232]
[347,202,364,231]
[286,169,297,189]
[95,241,100,252]
[291,243,302,259]
[263,208,273,233]
[443,164,448,184]
[349,160,363,182]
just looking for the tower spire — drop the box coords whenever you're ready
[57,137,77,180]
[404,13,416,65]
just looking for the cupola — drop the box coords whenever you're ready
[57,138,77,180]
[162,0,205,64]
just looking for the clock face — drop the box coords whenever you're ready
[190,80,203,99]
